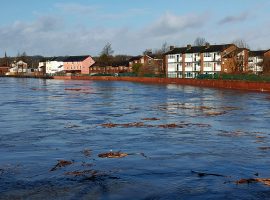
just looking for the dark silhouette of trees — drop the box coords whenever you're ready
[232,39,250,49]
[194,37,208,46]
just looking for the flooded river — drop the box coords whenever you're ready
[1,77,270,199]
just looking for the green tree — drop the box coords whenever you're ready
[132,63,142,76]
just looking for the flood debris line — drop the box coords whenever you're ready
[236,178,270,186]
[98,151,148,159]
[192,170,270,187]
[50,160,74,171]
[191,170,228,177]
[98,151,128,158]
[141,117,160,121]
[101,122,210,129]
[205,111,227,116]
[217,130,244,137]
[158,123,185,128]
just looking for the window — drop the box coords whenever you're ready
[186,63,192,67]
[204,62,213,68]
[186,54,192,58]
[169,55,175,59]
[204,52,211,57]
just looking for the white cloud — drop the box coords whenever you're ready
[143,12,208,38]
[1,11,269,57]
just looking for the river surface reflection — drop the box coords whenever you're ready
[1,77,270,199]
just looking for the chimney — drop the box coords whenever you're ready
[169,46,175,50]
[187,44,192,50]
[205,42,210,49]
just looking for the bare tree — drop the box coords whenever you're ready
[160,42,169,54]
[100,42,114,56]
[99,43,114,66]
[232,39,250,49]
[194,37,208,46]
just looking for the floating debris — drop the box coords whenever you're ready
[217,130,244,137]
[101,122,209,129]
[141,118,160,121]
[191,170,228,177]
[121,122,146,128]
[256,136,267,139]
[158,123,184,128]
[50,160,73,171]
[236,178,270,186]
[102,123,118,128]
[98,151,128,158]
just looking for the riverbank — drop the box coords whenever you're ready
[1,74,53,79]
[54,75,270,93]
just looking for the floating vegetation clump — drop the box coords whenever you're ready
[98,151,128,158]
[101,122,210,129]
[50,160,73,172]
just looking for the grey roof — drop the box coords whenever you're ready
[165,44,234,55]
[64,55,90,62]
[249,50,267,57]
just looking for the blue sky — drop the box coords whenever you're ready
[0,0,270,56]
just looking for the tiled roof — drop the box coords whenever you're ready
[165,44,234,55]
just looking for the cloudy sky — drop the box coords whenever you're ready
[0,0,270,57]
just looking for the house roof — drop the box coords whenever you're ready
[249,50,267,57]
[64,55,90,62]
[129,56,142,62]
[165,44,235,55]
[92,60,129,68]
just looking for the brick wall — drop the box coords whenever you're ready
[53,76,270,92]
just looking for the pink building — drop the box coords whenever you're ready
[63,55,95,74]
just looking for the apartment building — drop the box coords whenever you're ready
[165,44,237,78]
[247,50,270,74]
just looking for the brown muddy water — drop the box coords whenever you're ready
[0,77,270,199]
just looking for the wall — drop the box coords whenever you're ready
[53,76,270,92]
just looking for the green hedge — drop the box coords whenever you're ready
[196,73,270,82]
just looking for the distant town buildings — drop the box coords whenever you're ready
[1,43,270,78]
